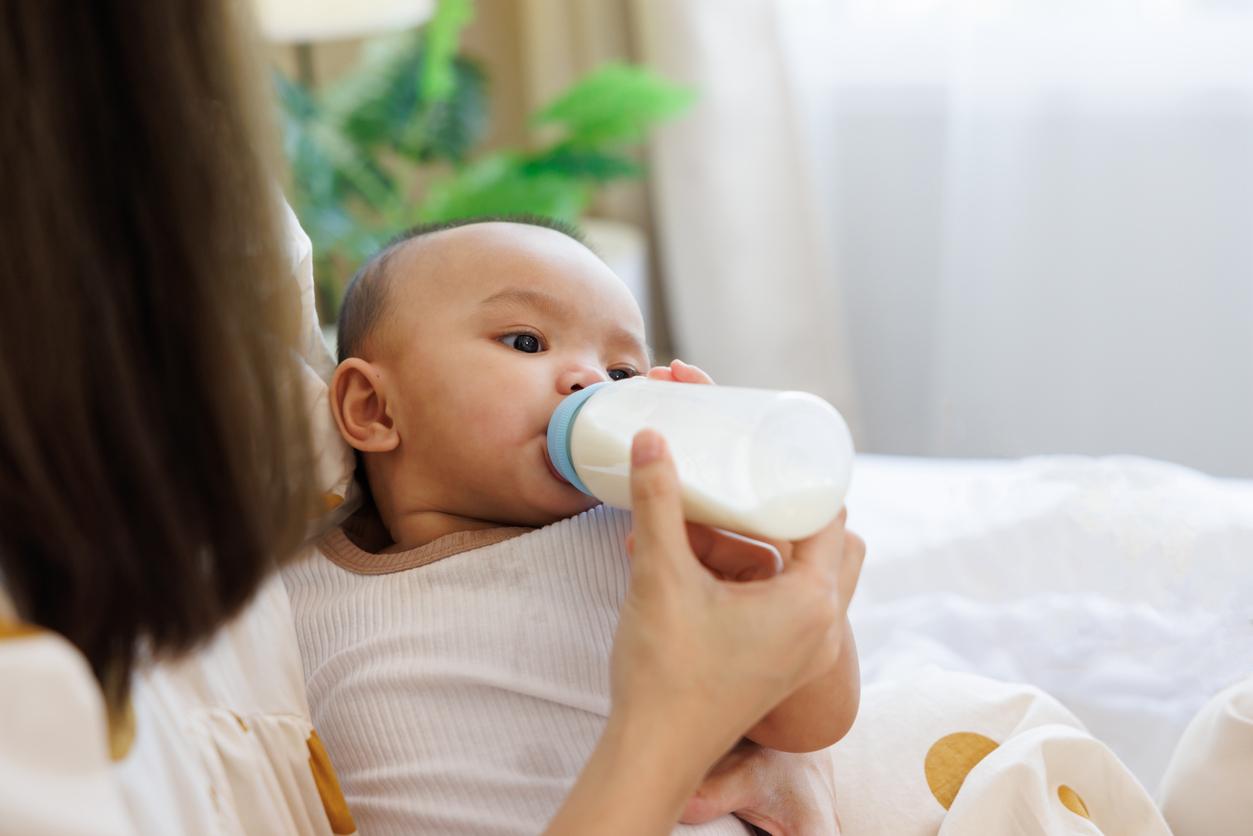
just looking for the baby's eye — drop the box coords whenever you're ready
[501,333,544,353]
[608,368,638,382]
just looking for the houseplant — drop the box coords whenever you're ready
[275,0,694,322]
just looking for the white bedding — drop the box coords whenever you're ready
[844,454,1253,792]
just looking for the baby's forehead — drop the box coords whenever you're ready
[357,222,647,363]
[387,223,639,316]
[386,224,526,300]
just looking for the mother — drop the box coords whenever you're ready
[0,1,863,833]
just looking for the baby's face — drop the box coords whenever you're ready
[371,222,649,527]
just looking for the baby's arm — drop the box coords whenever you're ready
[745,613,859,753]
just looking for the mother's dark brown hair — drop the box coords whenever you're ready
[0,1,315,703]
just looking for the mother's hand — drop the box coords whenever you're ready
[546,430,862,834]
[609,429,864,769]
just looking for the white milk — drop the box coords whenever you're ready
[546,379,854,541]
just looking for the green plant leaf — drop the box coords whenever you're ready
[274,70,318,121]
[421,0,475,104]
[522,146,642,182]
[276,71,394,210]
[419,154,590,223]
[323,30,486,165]
[323,32,423,145]
[400,57,488,163]
[534,63,696,146]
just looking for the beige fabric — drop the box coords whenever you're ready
[1157,675,1253,836]
[518,0,632,105]
[516,0,649,228]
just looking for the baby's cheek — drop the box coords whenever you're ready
[481,401,543,447]
[427,389,511,438]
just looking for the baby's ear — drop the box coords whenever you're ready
[329,358,399,453]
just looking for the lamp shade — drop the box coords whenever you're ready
[256,0,435,43]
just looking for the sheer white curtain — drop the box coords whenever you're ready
[636,0,1253,475]
[632,0,863,432]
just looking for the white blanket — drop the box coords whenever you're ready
[845,454,1253,791]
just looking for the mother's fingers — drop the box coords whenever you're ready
[837,530,866,610]
[628,430,698,582]
[786,511,866,612]
[686,524,782,581]
[787,512,847,573]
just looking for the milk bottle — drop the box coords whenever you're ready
[545,379,854,541]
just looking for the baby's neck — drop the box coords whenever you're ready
[361,459,535,553]
[383,509,511,553]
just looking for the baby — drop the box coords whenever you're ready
[284,218,858,835]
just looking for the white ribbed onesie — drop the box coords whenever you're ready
[283,505,749,835]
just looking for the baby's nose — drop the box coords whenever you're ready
[558,365,607,395]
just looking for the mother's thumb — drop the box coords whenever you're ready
[628,430,688,568]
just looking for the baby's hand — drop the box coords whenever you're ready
[645,358,714,385]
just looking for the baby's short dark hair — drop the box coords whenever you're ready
[335,215,584,363]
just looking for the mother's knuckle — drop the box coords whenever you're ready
[632,472,666,502]
[797,584,837,632]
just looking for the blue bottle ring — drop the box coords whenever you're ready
[545,382,609,497]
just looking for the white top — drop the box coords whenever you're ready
[0,571,358,836]
[0,594,133,835]
[284,505,749,836]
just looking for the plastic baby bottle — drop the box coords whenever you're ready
[545,378,854,541]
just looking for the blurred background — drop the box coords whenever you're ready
[263,0,1253,477]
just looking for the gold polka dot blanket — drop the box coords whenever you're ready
[831,669,1170,834]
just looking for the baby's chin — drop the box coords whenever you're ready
[510,495,602,528]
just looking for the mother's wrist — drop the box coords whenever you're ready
[549,709,721,836]
[605,696,742,786]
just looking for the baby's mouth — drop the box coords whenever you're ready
[542,442,570,486]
